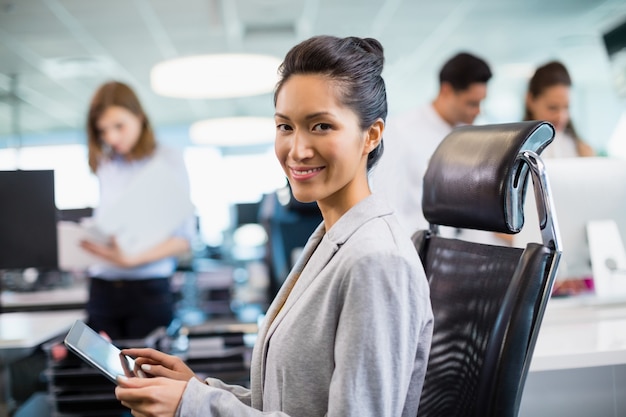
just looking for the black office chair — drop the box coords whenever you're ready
[414,121,562,417]
[259,184,323,301]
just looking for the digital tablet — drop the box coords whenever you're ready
[64,320,136,384]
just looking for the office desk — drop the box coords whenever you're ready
[520,296,626,417]
[1,285,88,313]
[0,310,85,417]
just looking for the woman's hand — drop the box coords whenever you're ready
[81,235,189,269]
[80,237,138,268]
[121,348,199,382]
[115,375,187,417]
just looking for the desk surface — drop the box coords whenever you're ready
[1,289,623,372]
[530,295,626,372]
[0,309,85,350]
[1,285,88,311]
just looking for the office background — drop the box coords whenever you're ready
[1,2,626,416]
[1,0,626,246]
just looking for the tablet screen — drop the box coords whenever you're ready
[64,320,135,383]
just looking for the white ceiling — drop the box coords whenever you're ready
[1,0,625,148]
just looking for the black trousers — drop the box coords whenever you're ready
[86,277,174,340]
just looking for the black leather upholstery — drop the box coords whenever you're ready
[414,121,561,417]
[422,121,554,234]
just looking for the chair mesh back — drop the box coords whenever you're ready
[415,235,524,417]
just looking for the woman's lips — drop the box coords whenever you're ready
[290,166,324,180]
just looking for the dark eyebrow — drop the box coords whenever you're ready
[274,111,333,121]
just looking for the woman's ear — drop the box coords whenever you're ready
[364,118,384,154]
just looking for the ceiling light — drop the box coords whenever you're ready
[151,54,282,99]
[190,116,275,146]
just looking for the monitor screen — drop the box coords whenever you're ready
[513,157,626,280]
[0,170,58,270]
[234,201,261,227]
[603,18,626,98]
[603,18,626,58]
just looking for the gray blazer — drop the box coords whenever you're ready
[177,193,433,417]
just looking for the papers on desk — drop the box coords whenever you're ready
[57,151,194,271]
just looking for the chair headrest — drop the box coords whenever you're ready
[422,121,554,234]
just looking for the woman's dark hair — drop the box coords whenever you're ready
[274,35,387,171]
[86,81,156,173]
[524,61,581,142]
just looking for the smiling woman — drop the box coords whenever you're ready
[273,73,383,223]
[114,35,433,417]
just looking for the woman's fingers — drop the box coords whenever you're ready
[123,348,186,370]
[139,362,196,381]
[121,348,196,381]
[122,348,171,363]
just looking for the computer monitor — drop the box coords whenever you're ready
[513,157,626,282]
[233,201,262,227]
[0,169,59,270]
[603,17,626,98]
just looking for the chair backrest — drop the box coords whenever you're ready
[259,185,323,300]
[415,121,562,417]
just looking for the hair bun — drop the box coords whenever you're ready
[360,38,384,57]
